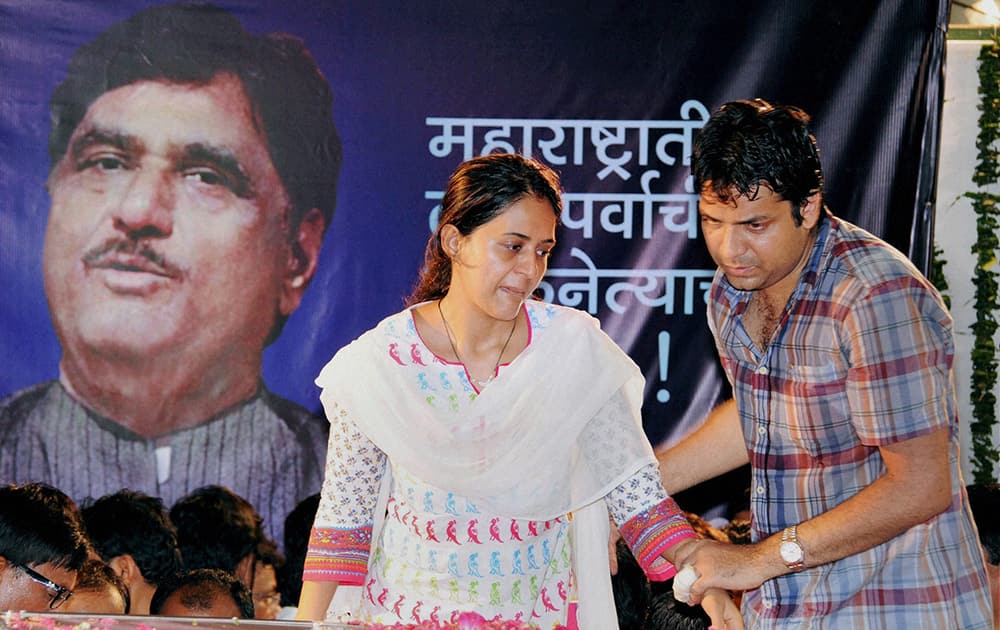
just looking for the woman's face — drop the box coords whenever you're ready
[446,195,557,321]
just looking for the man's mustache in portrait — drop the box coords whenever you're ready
[82,238,183,279]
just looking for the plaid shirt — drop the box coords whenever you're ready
[709,216,992,628]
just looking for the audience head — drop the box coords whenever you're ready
[683,511,730,543]
[150,568,254,619]
[81,489,182,614]
[62,558,130,615]
[967,482,1000,565]
[251,539,283,620]
[170,485,265,587]
[722,517,753,546]
[610,539,651,630]
[966,484,1000,630]
[278,492,319,607]
[648,579,712,630]
[0,483,90,612]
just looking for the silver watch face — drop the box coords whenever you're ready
[780,541,803,563]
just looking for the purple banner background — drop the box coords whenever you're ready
[0,0,947,510]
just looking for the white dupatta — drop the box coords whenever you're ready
[315,302,656,629]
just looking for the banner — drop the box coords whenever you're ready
[0,0,948,535]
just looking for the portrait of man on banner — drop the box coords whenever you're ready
[0,2,342,543]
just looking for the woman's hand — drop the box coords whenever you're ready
[700,587,744,630]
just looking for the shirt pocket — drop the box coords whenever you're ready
[777,361,852,456]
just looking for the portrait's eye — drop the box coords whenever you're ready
[184,168,228,188]
[79,152,129,173]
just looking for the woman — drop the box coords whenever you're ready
[296,154,741,629]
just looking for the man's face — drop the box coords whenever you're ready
[0,560,77,612]
[699,184,819,297]
[44,74,300,372]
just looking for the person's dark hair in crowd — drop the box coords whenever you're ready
[722,518,753,546]
[967,483,1000,565]
[251,538,283,620]
[170,485,265,587]
[81,489,183,614]
[611,538,651,630]
[683,511,730,543]
[150,568,254,619]
[0,483,90,611]
[648,579,712,630]
[966,482,1000,628]
[277,492,319,608]
[62,558,130,615]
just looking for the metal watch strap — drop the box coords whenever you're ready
[781,525,805,571]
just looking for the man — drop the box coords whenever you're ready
[150,568,255,619]
[0,2,342,544]
[169,485,266,589]
[0,483,90,612]
[659,99,993,627]
[61,559,131,615]
[81,490,183,615]
[251,540,283,620]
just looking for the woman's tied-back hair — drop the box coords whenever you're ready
[692,99,824,227]
[407,153,562,306]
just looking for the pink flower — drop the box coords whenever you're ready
[455,611,488,629]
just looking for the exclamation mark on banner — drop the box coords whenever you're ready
[657,331,670,403]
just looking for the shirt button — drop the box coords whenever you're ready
[757,425,766,435]
[757,366,769,375]
[756,486,765,495]
[762,600,773,609]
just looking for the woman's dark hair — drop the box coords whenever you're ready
[693,99,824,227]
[406,153,562,305]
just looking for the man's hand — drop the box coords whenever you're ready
[676,540,773,602]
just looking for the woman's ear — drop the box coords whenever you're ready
[440,224,462,260]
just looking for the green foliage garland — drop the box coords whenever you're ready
[929,245,951,310]
[966,34,1000,483]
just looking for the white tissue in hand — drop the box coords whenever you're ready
[673,564,698,604]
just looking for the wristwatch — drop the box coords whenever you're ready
[779,525,805,571]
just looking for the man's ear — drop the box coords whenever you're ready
[235,555,255,589]
[799,192,823,230]
[280,207,325,316]
[109,554,140,583]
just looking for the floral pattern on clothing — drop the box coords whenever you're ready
[305,301,689,625]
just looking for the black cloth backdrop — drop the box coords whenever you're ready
[0,0,947,512]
